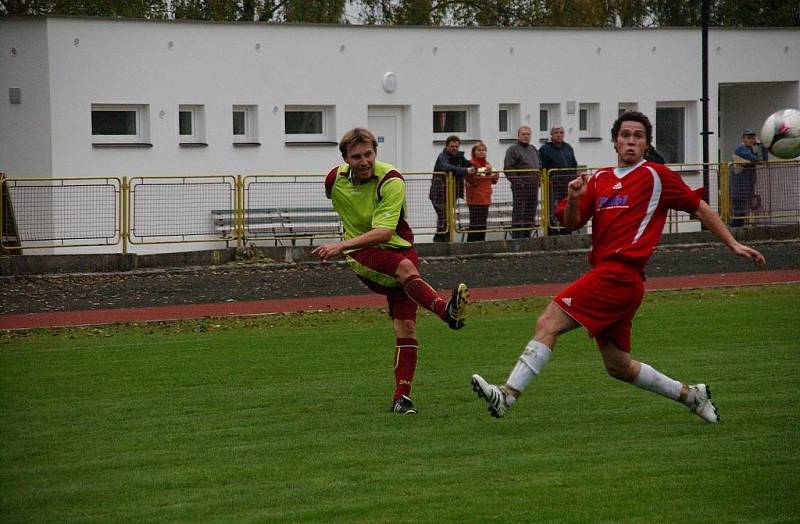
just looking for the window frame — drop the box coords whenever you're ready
[432,105,478,141]
[498,103,519,140]
[578,102,600,138]
[655,102,690,164]
[90,104,150,145]
[178,104,205,145]
[538,103,561,140]
[232,104,259,144]
[284,105,335,143]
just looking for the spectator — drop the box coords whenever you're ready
[538,126,578,235]
[465,141,499,242]
[730,129,768,227]
[431,135,475,242]
[504,126,540,239]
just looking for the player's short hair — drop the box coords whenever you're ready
[611,111,653,144]
[445,135,461,145]
[339,127,378,158]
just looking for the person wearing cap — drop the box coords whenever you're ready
[731,129,768,227]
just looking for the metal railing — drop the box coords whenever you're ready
[2,161,798,253]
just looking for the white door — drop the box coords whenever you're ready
[368,107,403,168]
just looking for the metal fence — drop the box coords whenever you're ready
[2,162,799,252]
[1,176,121,249]
[129,176,237,245]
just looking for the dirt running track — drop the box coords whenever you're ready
[2,239,799,330]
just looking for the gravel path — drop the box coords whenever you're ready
[1,240,797,315]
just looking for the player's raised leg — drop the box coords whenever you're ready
[397,259,468,330]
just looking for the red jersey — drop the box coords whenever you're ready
[555,160,702,272]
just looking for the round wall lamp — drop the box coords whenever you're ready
[382,71,398,93]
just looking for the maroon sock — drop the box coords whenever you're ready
[394,338,418,400]
[402,274,447,320]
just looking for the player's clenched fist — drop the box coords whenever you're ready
[567,173,589,199]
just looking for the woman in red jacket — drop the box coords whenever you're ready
[465,141,499,241]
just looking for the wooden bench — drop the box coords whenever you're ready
[455,200,514,240]
[212,207,342,246]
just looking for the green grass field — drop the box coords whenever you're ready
[2,285,799,523]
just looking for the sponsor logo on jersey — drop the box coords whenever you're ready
[612,182,622,190]
[561,297,572,306]
[598,194,629,209]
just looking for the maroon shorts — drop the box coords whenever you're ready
[346,246,419,321]
[553,261,644,352]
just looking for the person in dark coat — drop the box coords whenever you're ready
[430,135,474,242]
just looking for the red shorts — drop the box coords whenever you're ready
[553,261,644,352]
[346,246,419,321]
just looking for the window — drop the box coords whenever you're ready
[232,105,258,144]
[179,105,205,145]
[433,105,478,140]
[498,104,519,139]
[91,104,150,144]
[539,103,560,139]
[655,105,686,163]
[619,102,638,116]
[578,103,600,138]
[284,105,335,142]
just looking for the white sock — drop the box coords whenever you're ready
[506,340,552,393]
[633,363,683,401]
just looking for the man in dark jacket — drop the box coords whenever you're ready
[730,129,768,227]
[504,126,540,239]
[539,126,577,236]
[431,135,474,242]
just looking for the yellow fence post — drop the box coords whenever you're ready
[720,162,729,225]
[236,175,244,249]
[445,171,456,242]
[541,168,550,236]
[121,176,129,254]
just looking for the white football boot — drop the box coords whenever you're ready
[688,384,720,423]
[471,374,510,418]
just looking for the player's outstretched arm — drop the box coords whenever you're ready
[312,227,393,261]
[693,200,766,268]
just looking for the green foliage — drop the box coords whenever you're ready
[283,0,346,23]
[3,0,798,25]
[2,285,799,521]
[352,0,799,27]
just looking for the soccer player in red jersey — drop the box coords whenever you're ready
[471,112,766,422]
[313,128,469,415]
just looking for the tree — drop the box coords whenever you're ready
[283,0,346,23]
[2,0,168,17]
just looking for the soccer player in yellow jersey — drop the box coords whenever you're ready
[313,128,469,414]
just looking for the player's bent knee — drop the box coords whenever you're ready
[604,360,636,382]
[393,318,417,338]
[395,259,419,282]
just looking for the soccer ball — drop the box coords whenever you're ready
[760,109,800,160]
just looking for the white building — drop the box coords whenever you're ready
[2,16,798,178]
[0,16,798,253]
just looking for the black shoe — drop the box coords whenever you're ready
[445,283,469,330]
[391,395,417,414]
